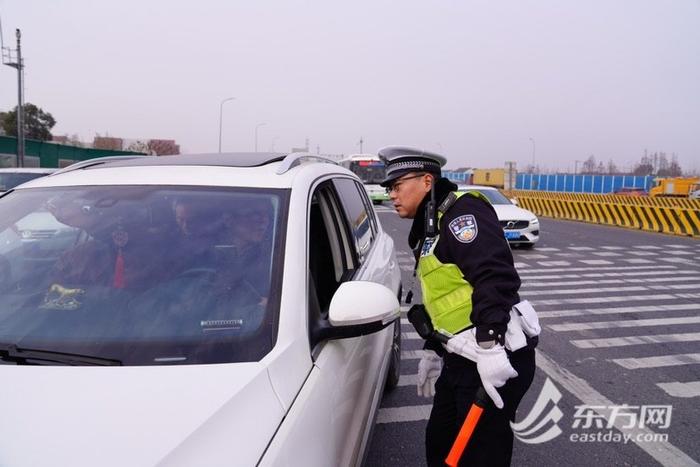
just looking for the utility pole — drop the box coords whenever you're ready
[358,137,364,153]
[2,26,25,167]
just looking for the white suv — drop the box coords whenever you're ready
[0,153,402,467]
[458,184,540,248]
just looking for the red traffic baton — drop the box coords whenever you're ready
[445,387,490,467]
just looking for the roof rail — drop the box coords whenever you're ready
[51,155,146,176]
[275,152,337,175]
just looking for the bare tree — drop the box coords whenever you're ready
[581,155,597,174]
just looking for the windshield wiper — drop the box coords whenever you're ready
[0,344,122,366]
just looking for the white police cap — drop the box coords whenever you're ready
[377,146,448,187]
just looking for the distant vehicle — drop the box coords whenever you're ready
[457,185,539,248]
[339,154,389,204]
[649,177,700,197]
[613,187,647,196]
[0,168,56,192]
[0,152,402,467]
[688,183,699,200]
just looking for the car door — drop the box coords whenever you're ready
[308,177,393,465]
[259,176,398,467]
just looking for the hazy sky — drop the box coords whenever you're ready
[1,0,698,172]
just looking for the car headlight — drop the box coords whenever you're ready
[529,218,539,225]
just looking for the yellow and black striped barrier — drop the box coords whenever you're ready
[510,190,700,237]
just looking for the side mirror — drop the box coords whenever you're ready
[313,281,400,342]
[510,198,518,205]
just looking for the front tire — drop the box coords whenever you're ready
[384,319,401,391]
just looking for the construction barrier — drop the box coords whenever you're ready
[510,190,700,238]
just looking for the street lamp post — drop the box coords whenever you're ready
[254,123,266,152]
[529,137,536,171]
[218,97,235,153]
[574,160,582,175]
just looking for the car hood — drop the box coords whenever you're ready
[492,204,536,221]
[0,363,285,467]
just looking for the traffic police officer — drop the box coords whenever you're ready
[378,146,537,466]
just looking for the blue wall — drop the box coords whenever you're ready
[443,171,471,182]
[515,174,654,193]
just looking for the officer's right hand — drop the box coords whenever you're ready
[475,344,518,409]
[417,351,442,398]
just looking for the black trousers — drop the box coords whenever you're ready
[425,347,536,467]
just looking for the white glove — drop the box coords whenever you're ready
[504,309,527,352]
[513,300,541,337]
[443,328,479,362]
[475,344,518,409]
[417,351,442,398]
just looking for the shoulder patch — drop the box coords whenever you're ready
[448,214,478,243]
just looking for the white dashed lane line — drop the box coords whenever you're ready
[549,316,700,332]
[570,332,700,349]
[611,353,700,370]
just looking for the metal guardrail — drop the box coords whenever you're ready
[510,190,700,237]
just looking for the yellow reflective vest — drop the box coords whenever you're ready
[416,190,491,334]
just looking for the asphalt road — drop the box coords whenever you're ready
[365,206,700,467]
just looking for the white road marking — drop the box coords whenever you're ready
[402,332,421,341]
[533,293,700,306]
[627,251,658,256]
[633,245,663,249]
[520,269,695,281]
[568,246,595,251]
[657,381,700,398]
[523,279,625,287]
[666,250,695,256]
[571,332,700,349]
[520,254,549,259]
[622,258,655,264]
[647,283,700,291]
[600,246,626,250]
[534,247,560,252]
[520,286,648,297]
[536,350,697,466]
[397,373,418,387]
[522,275,698,288]
[611,353,700,370]
[537,303,698,319]
[592,251,623,257]
[536,261,571,267]
[401,350,429,360]
[376,404,433,424]
[665,244,692,249]
[514,262,529,268]
[550,316,700,332]
[518,264,674,274]
[660,257,696,264]
[578,259,614,265]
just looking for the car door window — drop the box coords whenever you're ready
[308,181,361,348]
[333,178,375,264]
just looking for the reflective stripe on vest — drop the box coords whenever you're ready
[417,190,491,334]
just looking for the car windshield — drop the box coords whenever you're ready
[0,185,288,365]
[0,172,50,192]
[465,189,512,205]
